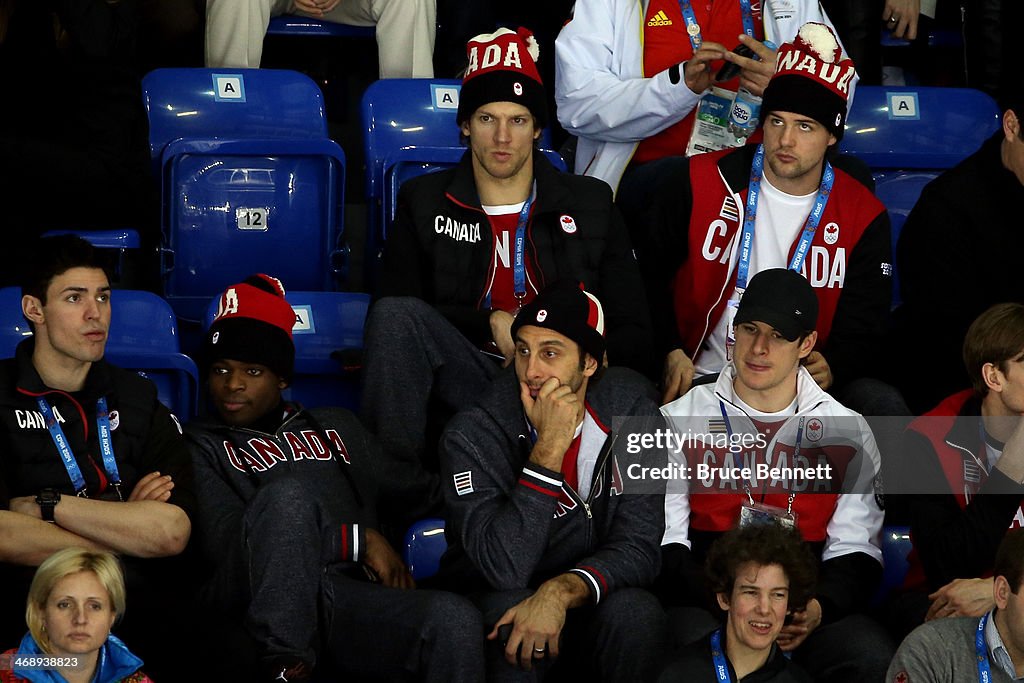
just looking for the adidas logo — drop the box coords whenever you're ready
[647,10,673,26]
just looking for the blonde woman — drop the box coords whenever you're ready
[1,548,150,683]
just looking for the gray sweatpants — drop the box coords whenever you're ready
[361,296,501,473]
[204,476,485,680]
[475,587,669,682]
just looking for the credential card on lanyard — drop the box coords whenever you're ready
[725,295,741,361]
[739,501,798,529]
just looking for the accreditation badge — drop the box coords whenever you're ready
[685,87,737,156]
[739,501,798,529]
[686,87,749,156]
[725,296,741,361]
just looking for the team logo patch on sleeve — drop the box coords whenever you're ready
[720,197,739,222]
[454,471,474,496]
[707,418,727,434]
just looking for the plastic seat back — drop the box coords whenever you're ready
[142,68,347,321]
[873,171,939,308]
[0,288,31,359]
[840,86,1000,171]
[403,517,447,580]
[873,525,912,605]
[204,290,370,411]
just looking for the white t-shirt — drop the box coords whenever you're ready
[694,177,816,375]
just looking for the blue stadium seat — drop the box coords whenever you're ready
[0,288,31,357]
[403,517,446,580]
[266,14,375,38]
[360,78,565,279]
[203,290,370,411]
[0,288,199,419]
[41,230,141,281]
[873,171,939,308]
[840,86,1000,171]
[874,525,912,605]
[142,68,348,322]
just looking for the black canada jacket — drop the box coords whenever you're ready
[0,339,195,519]
[378,151,654,375]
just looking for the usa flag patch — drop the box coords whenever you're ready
[454,471,474,496]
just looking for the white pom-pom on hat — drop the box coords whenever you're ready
[519,28,540,63]
[793,22,842,63]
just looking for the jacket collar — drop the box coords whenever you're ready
[191,401,304,437]
[944,392,985,456]
[713,364,830,417]
[14,337,113,401]
[15,632,144,683]
[717,144,760,196]
[445,148,572,213]
[980,131,1024,195]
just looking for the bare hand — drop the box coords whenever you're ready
[802,351,833,391]
[521,378,581,470]
[883,0,920,40]
[926,577,994,620]
[128,472,174,503]
[683,41,727,95]
[727,34,778,97]
[662,349,695,404]
[486,588,568,671]
[490,310,516,367]
[362,528,415,590]
[777,598,822,651]
[9,496,41,519]
[292,0,342,17]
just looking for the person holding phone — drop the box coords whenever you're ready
[554,0,849,201]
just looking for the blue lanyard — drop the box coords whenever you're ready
[737,145,834,291]
[677,0,755,52]
[718,401,802,506]
[513,192,535,305]
[976,613,993,683]
[483,189,535,311]
[710,629,732,682]
[37,396,122,498]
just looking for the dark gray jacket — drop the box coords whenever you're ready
[438,367,665,601]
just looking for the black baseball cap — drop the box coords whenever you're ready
[734,269,818,341]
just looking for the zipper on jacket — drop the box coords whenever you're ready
[582,433,617,517]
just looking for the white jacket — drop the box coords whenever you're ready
[659,365,883,563]
[555,0,853,194]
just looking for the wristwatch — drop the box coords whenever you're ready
[35,488,60,523]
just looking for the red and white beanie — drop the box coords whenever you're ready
[761,22,857,140]
[203,274,296,380]
[457,27,547,127]
[511,280,606,362]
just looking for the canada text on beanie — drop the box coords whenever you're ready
[203,274,296,381]
[760,22,857,141]
[457,27,547,128]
